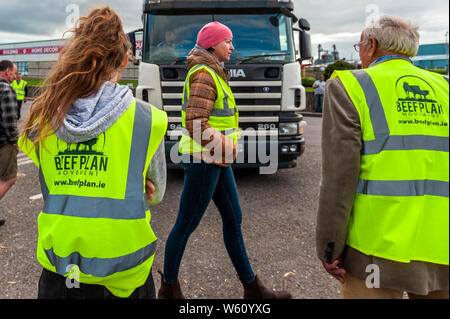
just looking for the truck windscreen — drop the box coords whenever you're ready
[144,14,295,65]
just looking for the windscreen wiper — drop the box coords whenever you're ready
[236,53,290,65]
[172,56,187,65]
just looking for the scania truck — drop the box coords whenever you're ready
[129,0,312,173]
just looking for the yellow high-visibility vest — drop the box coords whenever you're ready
[179,64,240,154]
[19,99,168,297]
[11,79,27,100]
[333,57,449,265]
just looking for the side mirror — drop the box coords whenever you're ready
[298,18,310,31]
[298,29,312,63]
[295,18,312,63]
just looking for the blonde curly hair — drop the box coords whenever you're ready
[22,6,131,146]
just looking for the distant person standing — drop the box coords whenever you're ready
[11,72,28,120]
[312,75,325,112]
[0,60,19,227]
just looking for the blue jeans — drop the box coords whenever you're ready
[314,94,323,112]
[163,157,255,285]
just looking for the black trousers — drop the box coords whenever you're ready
[17,100,22,120]
[37,268,156,299]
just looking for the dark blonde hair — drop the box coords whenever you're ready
[22,6,131,146]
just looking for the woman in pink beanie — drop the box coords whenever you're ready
[196,21,233,51]
[157,21,292,300]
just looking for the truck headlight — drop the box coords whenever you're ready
[279,122,299,136]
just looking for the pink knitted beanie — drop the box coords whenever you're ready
[196,22,233,50]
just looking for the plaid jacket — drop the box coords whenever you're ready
[0,78,18,147]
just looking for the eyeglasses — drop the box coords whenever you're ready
[353,42,363,52]
[354,38,375,52]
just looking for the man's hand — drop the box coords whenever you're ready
[321,257,346,283]
[145,179,155,202]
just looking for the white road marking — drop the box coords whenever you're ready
[29,194,43,200]
[18,159,34,166]
[17,152,35,166]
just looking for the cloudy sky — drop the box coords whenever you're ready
[0,0,448,60]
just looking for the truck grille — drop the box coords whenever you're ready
[161,81,282,112]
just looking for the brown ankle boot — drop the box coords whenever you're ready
[243,275,292,299]
[157,270,186,299]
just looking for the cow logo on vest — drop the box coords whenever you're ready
[54,133,108,176]
[395,75,443,118]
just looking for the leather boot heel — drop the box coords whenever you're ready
[157,270,186,299]
[243,275,292,299]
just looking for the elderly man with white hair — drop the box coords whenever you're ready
[316,15,449,298]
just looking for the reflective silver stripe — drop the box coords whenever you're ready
[182,80,189,112]
[207,66,230,111]
[44,195,147,219]
[211,107,235,117]
[36,144,49,201]
[351,70,449,155]
[18,81,25,93]
[356,179,449,197]
[125,101,152,201]
[45,240,157,277]
[364,135,449,153]
[443,76,449,84]
[351,70,391,155]
[41,99,152,219]
[189,64,204,75]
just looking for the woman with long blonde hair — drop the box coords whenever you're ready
[20,6,167,299]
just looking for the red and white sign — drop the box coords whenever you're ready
[136,41,143,50]
[0,45,64,56]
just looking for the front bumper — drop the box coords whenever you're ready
[165,134,305,170]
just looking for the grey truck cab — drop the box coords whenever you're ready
[130,0,312,173]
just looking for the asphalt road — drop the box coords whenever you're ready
[0,102,339,299]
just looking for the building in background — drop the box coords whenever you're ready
[0,39,63,77]
[314,44,340,65]
[0,38,139,81]
[412,43,449,72]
